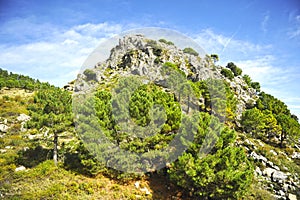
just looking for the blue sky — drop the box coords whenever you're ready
[0,0,300,118]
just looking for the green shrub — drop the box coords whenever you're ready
[168,116,253,199]
[83,69,97,81]
[221,68,234,80]
[243,74,252,86]
[159,38,174,45]
[226,62,242,76]
[183,47,199,56]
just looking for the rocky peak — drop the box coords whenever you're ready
[76,34,258,119]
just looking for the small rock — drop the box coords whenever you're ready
[263,167,276,178]
[291,152,300,159]
[288,193,297,200]
[272,170,288,182]
[267,161,274,168]
[278,190,285,197]
[257,140,265,147]
[273,165,280,171]
[0,149,7,153]
[134,181,140,189]
[140,187,151,195]
[15,166,26,172]
[28,134,36,140]
[5,146,11,149]
[283,183,289,192]
[0,124,9,133]
[255,166,262,176]
[283,166,289,171]
[270,150,277,156]
[17,113,31,122]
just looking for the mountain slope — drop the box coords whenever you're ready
[0,34,299,199]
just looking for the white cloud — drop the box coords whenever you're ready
[193,29,300,118]
[0,22,124,86]
[193,29,271,59]
[1,23,299,119]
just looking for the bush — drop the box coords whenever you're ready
[251,81,260,92]
[83,69,97,81]
[243,74,252,86]
[183,47,199,56]
[159,38,174,45]
[221,68,234,80]
[226,62,242,76]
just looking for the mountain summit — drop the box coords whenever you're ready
[76,34,257,120]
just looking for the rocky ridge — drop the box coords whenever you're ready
[76,34,257,120]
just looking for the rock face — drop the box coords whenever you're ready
[17,114,31,132]
[75,34,258,119]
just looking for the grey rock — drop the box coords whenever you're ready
[272,170,288,182]
[291,152,300,159]
[283,183,289,192]
[0,149,7,153]
[270,149,278,156]
[273,165,280,171]
[278,190,285,197]
[288,193,297,200]
[15,166,26,172]
[250,151,267,163]
[263,167,276,178]
[255,166,262,176]
[17,113,31,122]
[0,124,9,133]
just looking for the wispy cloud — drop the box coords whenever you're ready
[261,12,270,33]
[288,14,300,39]
[0,22,299,118]
[193,29,300,118]
[193,29,271,59]
[0,21,125,86]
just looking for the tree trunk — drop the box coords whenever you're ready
[53,132,58,166]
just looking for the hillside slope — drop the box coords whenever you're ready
[0,35,299,199]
